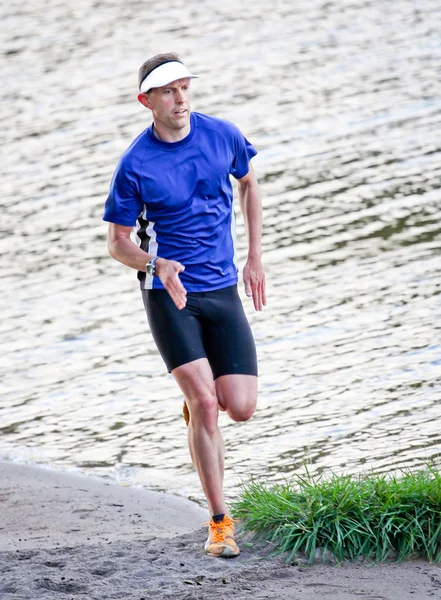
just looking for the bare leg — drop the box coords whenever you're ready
[215,374,258,421]
[172,358,227,515]
[173,361,258,516]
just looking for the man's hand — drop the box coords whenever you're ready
[106,224,187,309]
[156,258,187,310]
[243,256,266,311]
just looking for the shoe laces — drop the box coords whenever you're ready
[204,515,237,543]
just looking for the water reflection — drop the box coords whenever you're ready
[1,0,441,504]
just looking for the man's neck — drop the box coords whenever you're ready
[152,122,191,143]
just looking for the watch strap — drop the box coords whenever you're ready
[146,256,159,276]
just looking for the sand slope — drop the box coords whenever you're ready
[0,461,207,551]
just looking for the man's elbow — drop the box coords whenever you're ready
[107,235,119,260]
[238,179,251,200]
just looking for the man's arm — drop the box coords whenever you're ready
[107,223,187,310]
[237,164,266,311]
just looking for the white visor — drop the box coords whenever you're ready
[140,61,198,93]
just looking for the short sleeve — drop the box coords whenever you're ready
[103,158,143,226]
[230,129,258,180]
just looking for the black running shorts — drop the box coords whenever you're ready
[141,284,258,379]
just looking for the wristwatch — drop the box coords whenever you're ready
[146,256,159,276]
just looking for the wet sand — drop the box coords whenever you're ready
[1,462,440,599]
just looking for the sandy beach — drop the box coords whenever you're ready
[0,462,440,600]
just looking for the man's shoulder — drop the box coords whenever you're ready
[193,112,242,138]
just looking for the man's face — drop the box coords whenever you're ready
[143,77,192,132]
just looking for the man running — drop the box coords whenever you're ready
[103,53,265,557]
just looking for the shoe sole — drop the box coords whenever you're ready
[205,544,240,558]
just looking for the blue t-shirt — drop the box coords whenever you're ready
[103,112,257,291]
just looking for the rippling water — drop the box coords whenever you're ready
[1,0,440,504]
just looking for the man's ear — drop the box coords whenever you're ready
[138,93,152,109]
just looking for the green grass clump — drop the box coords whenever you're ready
[232,468,441,564]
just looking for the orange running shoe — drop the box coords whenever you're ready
[183,400,190,426]
[204,515,240,557]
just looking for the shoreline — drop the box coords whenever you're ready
[1,461,440,600]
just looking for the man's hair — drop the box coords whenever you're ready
[138,52,181,91]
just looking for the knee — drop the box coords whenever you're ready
[188,392,219,430]
[227,397,256,422]
[216,374,258,423]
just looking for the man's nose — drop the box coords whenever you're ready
[176,90,185,103]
